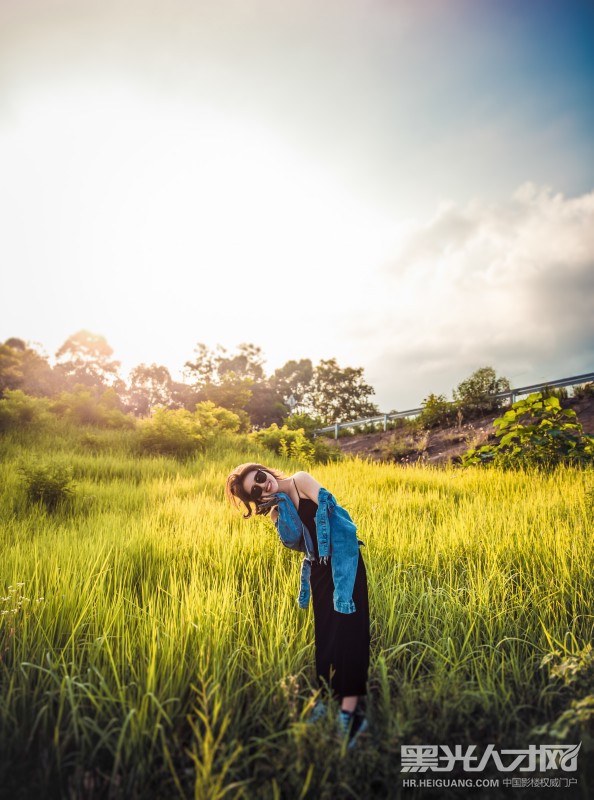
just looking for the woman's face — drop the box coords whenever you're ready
[243,469,278,502]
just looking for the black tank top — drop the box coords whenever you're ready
[295,478,320,561]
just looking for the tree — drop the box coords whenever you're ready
[55,330,122,395]
[453,366,510,416]
[184,342,265,387]
[245,381,287,429]
[0,339,55,397]
[183,343,220,386]
[184,342,278,427]
[127,363,174,415]
[270,359,314,413]
[218,343,265,382]
[310,358,378,423]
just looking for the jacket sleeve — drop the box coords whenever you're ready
[317,490,360,614]
[298,557,311,609]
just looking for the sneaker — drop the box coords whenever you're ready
[307,699,327,724]
[337,709,369,749]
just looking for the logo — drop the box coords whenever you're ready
[400,743,581,773]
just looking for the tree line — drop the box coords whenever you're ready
[0,331,379,428]
[0,330,523,432]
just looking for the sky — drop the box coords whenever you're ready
[1,0,593,410]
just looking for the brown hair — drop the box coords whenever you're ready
[225,463,286,518]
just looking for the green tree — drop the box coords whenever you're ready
[270,359,314,413]
[184,342,284,427]
[184,342,221,385]
[0,339,55,397]
[454,366,510,416]
[310,358,378,423]
[185,342,265,386]
[245,381,287,429]
[127,363,174,415]
[55,330,122,395]
[218,343,265,382]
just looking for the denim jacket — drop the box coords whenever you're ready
[269,488,363,614]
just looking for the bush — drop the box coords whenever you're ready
[540,386,568,401]
[194,401,241,437]
[138,408,202,458]
[310,438,343,464]
[19,460,75,512]
[380,432,429,463]
[51,387,135,429]
[282,413,325,439]
[573,382,594,399]
[137,403,241,458]
[0,390,51,432]
[419,393,457,429]
[250,424,315,464]
[462,392,594,468]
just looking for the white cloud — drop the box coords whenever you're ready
[357,184,594,409]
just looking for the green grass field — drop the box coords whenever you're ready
[1,429,593,799]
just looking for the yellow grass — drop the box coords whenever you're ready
[1,433,593,798]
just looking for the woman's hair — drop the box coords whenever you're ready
[225,463,286,518]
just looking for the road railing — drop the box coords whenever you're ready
[314,370,594,439]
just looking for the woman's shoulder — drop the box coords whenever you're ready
[291,470,311,482]
[292,471,323,502]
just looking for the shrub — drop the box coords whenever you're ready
[462,392,594,468]
[250,424,315,464]
[283,413,326,439]
[380,432,429,463]
[573,382,594,399]
[137,408,204,458]
[19,460,75,512]
[540,386,568,401]
[137,403,241,458]
[51,387,135,429]
[311,438,343,464]
[194,401,241,436]
[0,390,51,432]
[419,393,457,429]
[533,645,594,744]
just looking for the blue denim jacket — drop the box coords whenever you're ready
[270,488,363,614]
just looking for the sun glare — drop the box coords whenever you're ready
[0,82,393,374]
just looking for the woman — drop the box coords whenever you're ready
[225,463,370,748]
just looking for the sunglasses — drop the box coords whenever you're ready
[250,469,268,501]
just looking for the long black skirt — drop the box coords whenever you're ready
[310,551,370,698]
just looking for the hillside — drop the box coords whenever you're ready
[324,394,594,464]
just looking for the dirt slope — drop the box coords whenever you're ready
[323,395,594,465]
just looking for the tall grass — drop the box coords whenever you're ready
[1,430,593,798]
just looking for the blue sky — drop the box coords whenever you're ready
[0,0,592,409]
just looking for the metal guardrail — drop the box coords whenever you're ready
[314,370,594,439]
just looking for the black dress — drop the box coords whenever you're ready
[297,497,370,698]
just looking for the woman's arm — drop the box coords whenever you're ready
[293,471,323,503]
